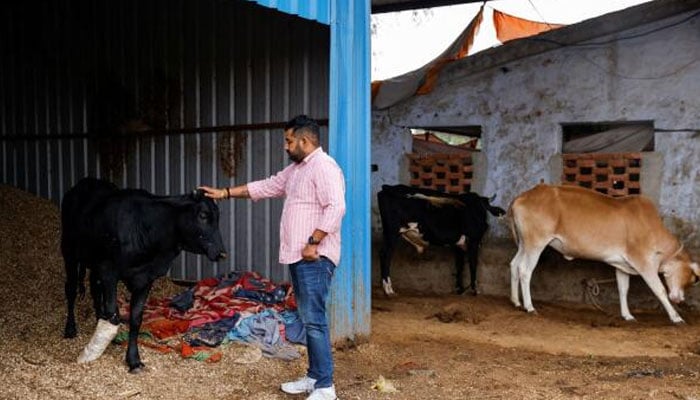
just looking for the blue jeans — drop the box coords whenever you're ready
[289,257,336,389]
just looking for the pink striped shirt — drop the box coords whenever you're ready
[247,147,346,266]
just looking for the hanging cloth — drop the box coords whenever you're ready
[493,9,564,43]
[372,6,485,109]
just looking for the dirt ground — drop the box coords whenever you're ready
[3,183,700,400]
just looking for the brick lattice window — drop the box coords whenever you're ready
[408,153,473,194]
[562,152,642,196]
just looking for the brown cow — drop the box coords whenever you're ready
[508,184,699,324]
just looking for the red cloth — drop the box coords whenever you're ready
[119,271,296,339]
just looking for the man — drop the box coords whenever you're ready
[199,115,345,400]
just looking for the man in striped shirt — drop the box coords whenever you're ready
[199,115,345,400]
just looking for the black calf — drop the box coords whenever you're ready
[61,177,227,372]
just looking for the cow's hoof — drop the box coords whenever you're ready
[525,308,538,315]
[672,319,686,325]
[64,328,77,339]
[462,286,479,296]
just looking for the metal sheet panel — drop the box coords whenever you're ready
[328,0,372,340]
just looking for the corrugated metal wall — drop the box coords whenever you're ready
[0,0,330,282]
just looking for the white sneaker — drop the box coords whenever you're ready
[306,385,337,400]
[281,376,316,394]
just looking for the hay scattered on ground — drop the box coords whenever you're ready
[3,183,700,400]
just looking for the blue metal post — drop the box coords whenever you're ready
[328,0,371,342]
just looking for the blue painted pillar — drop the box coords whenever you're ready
[327,0,371,342]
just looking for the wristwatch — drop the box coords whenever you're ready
[308,236,321,245]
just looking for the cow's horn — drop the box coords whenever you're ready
[488,194,497,203]
[690,262,700,277]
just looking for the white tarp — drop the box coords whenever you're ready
[563,125,654,153]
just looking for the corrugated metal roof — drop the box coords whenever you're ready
[247,0,331,24]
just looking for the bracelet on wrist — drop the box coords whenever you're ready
[225,187,231,199]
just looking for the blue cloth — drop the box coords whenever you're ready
[185,314,240,347]
[290,257,336,389]
[234,286,287,305]
[170,288,194,312]
[227,309,300,361]
[215,271,244,290]
[228,309,282,346]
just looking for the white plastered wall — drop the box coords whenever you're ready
[370,8,700,306]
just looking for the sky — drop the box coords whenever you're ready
[371,0,654,81]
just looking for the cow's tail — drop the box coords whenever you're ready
[482,194,507,217]
[487,204,507,217]
[507,204,520,246]
[60,191,86,299]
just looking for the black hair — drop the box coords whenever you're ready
[285,115,320,144]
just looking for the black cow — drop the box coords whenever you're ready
[61,177,227,373]
[377,184,506,295]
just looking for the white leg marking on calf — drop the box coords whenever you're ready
[77,319,120,363]
[382,277,395,296]
[455,235,467,251]
[615,269,635,321]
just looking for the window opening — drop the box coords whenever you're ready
[561,122,653,197]
[408,126,481,194]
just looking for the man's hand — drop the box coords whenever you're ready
[198,186,228,200]
[199,185,250,200]
[302,243,320,261]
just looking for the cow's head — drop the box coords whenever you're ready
[661,246,699,304]
[179,190,228,262]
[479,194,507,218]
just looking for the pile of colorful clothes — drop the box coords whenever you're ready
[116,271,305,362]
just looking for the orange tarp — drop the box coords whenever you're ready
[416,6,484,95]
[493,9,564,43]
[371,7,567,109]
[371,81,383,103]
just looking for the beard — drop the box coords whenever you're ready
[287,150,304,163]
